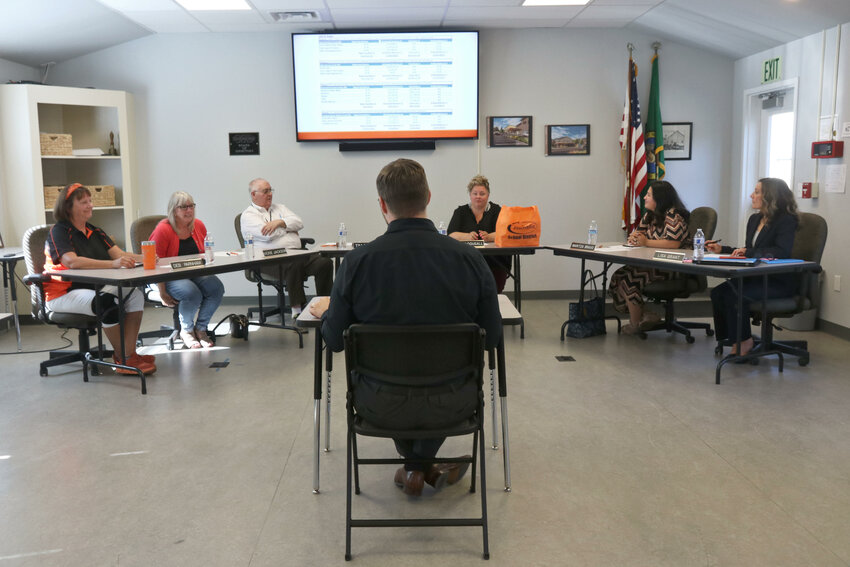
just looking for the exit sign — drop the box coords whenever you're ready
[762,56,782,83]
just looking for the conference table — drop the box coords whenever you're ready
[297,294,521,495]
[47,248,317,394]
[547,243,822,383]
[1,247,24,352]
[320,241,539,337]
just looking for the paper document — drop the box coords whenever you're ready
[597,245,634,252]
[71,148,105,156]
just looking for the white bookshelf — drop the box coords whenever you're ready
[0,84,137,249]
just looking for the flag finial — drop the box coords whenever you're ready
[652,41,661,53]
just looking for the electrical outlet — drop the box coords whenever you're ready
[834,275,841,292]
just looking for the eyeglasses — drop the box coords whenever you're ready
[253,188,274,195]
[177,203,196,210]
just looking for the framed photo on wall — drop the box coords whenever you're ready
[662,122,693,160]
[545,124,590,156]
[487,116,532,147]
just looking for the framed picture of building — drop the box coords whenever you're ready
[545,124,590,156]
[487,116,532,147]
[662,122,693,160]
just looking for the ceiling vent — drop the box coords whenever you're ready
[270,11,321,23]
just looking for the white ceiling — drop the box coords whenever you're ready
[2,0,850,69]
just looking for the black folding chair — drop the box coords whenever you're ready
[343,323,489,560]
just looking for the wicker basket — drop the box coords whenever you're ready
[43,184,116,209]
[90,185,116,206]
[40,133,73,156]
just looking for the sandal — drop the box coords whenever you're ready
[621,323,643,335]
[180,330,202,349]
[195,329,214,349]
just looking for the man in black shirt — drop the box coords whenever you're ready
[310,158,501,496]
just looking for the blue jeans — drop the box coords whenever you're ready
[165,275,225,332]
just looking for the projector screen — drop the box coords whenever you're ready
[292,31,479,142]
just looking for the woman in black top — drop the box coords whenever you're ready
[44,183,155,375]
[447,175,509,292]
[707,177,799,356]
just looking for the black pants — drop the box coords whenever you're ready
[394,438,446,472]
[261,255,333,308]
[711,277,796,342]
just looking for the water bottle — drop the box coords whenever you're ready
[438,221,447,235]
[587,220,598,246]
[204,233,214,263]
[244,233,254,259]
[693,228,705,261]
[337,222,347,248]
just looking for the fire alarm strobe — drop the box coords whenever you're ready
[811,140,844,158]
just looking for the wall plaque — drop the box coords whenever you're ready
[229,132,260,156]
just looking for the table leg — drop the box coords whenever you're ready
[313,328,324,494]
[324,344,333,452]
[488,348,498,450]
[496,335,511,492]
[4,259,22,352]
[514,255,524,339]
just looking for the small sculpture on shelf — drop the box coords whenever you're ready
[107,131,119,156]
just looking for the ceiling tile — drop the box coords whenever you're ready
[334,20,445,28]
[99,0,180,11]
[445,5,582,20]
[122,10,208,32]
[591,0,661,5]
[190,9,267,24]
[330,7,447,22]
[326,0,447,8]
[446,0,524,6]
[249,0,328,8]
[444,17,569,27]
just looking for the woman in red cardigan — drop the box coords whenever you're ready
[148,191,224,348]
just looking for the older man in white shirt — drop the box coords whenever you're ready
[240,177,333,315]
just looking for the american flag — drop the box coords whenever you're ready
[621,58,646,232]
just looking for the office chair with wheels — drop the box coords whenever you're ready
[642,206,718,343]
[21,224,106,381]
[736,212,828,366]
[343,323,489,561]
[129,215,182,350]
[234,214,312,346]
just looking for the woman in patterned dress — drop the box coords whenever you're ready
[609,180,691,334]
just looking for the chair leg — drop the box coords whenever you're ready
[345,429,354,561]
[470,430,479,494]
[352,431,361,495]
[478,425,490,560]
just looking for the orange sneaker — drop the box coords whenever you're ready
[114,354,156,375]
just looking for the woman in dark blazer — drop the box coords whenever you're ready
[707,177,799,356]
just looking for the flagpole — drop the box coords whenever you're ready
[622,44,634,230]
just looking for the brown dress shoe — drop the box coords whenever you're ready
[393,467,424,496]
[425,456,471,489]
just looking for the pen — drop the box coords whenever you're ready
[706,239,722,244]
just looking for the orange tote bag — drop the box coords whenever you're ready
[494,206,541,247]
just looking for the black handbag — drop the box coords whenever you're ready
[566,270,607,339]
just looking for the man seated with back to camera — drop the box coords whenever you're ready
[310,158,502,497]
[240,177,333,317]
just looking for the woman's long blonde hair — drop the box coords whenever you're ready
[167,191,195,233]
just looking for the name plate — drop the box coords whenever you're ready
[262,248,288,258]
[465,240,485,247]
[570,242,595,250]
[171,258,206,270]
[352,242,367,248]
[653,251,686,262]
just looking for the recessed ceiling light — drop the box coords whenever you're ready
[522,0,590,5]
[174,0,251,10]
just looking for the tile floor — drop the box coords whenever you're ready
[1,299,849,566]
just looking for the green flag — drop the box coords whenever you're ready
[644,52,665,209]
